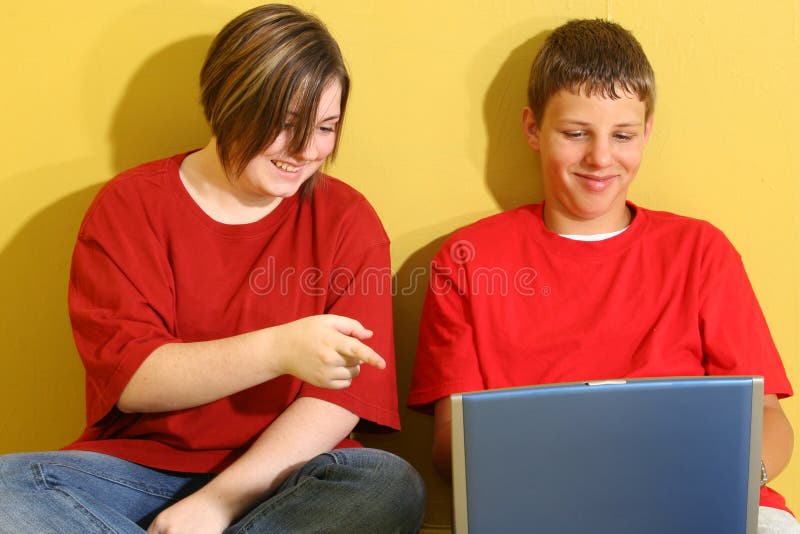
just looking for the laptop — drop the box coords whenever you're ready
[451,376,763,534]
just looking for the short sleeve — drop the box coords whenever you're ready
[407,235,486,413]
[297,197,400,430]
[698,229,793,397]
[69,183,179,425]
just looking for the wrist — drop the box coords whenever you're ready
[190,484,241,526]
[256,326,284,378]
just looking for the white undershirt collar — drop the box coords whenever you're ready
[559,226,629,242]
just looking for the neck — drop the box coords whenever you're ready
[179,140,282,224]
[543,203,632,235]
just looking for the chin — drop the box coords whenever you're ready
[265,180,309,198]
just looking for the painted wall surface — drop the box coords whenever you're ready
[1,0,798,527]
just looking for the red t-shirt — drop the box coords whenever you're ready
[64,152,399,473]
[409,202,793,511]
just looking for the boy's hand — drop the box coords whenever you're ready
[270,314,386,389]
[147,491,231,534]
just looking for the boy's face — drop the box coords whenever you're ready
[523,89,654,235]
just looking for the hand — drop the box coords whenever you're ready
[271,314,386,389]
[147,491,232,534]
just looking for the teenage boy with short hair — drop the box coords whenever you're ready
[408,18,798,531]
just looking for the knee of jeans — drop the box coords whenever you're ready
[382,451,427,524]
[331,449,427,526]
[0,453,38,489]
[0,453,29,474]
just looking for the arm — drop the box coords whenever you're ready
[433,396,453,481]
[409,236,486,481]
[147,396,357,534]
[762,394,794,482]
[118,314,385,413]
[695,229,795,483]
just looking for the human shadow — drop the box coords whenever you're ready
[109,35,212,173]
[483,31,549,210]
[0,180,99,453]
[360,29,552,529]
[356,232,453,529]
[0,35,212,453]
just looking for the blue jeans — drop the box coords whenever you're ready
[0,448,426,533]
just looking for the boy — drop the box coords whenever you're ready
[408,19,798,532]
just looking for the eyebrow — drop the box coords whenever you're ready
[287,111,341,122]
[559,119,642,128]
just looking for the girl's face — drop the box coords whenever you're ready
[237,81,342,199]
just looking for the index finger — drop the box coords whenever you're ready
[348,341,386,370]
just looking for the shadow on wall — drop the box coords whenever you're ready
[483,31,549,210]
[357,233,452,529]
[0,36,212,454]
[357,33,551,531]
[109,35,212,173]
[0,182,99,453]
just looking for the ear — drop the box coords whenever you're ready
[643,113,655,142]
[522,106,541,151]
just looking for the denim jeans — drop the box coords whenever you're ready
[0,448,426,533]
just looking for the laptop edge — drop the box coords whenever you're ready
[747,377,764,533]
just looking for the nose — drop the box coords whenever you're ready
[300,139,319,161]
[298,132,327,162]
[585,138,613,168]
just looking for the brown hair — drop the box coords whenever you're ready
[528,19,655,124]
[200,4,349,183]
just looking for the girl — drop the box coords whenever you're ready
[0,5,425,533]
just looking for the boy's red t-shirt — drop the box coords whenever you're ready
[409,202,794,511]
[64,152,399,473]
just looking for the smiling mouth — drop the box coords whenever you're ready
[575,173,619,192]
[576,173,614,182]
[272,160,301,172]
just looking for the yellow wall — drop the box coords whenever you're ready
[1,0,798,528]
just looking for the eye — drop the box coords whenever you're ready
[562,131,586,139]
[319,125,337,134]
[614,132,635,142]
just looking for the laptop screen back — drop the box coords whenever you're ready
[451,376,763,534]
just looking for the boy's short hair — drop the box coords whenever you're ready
[527,19,655,124]
[200,3,349,181]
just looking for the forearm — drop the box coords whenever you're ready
[190,397,358,524]
[762,394,794,482]
[433,397,453,481]
[118,328,280,413]
[118,314,384,413]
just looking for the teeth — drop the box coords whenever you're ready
[273,160,300,172]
